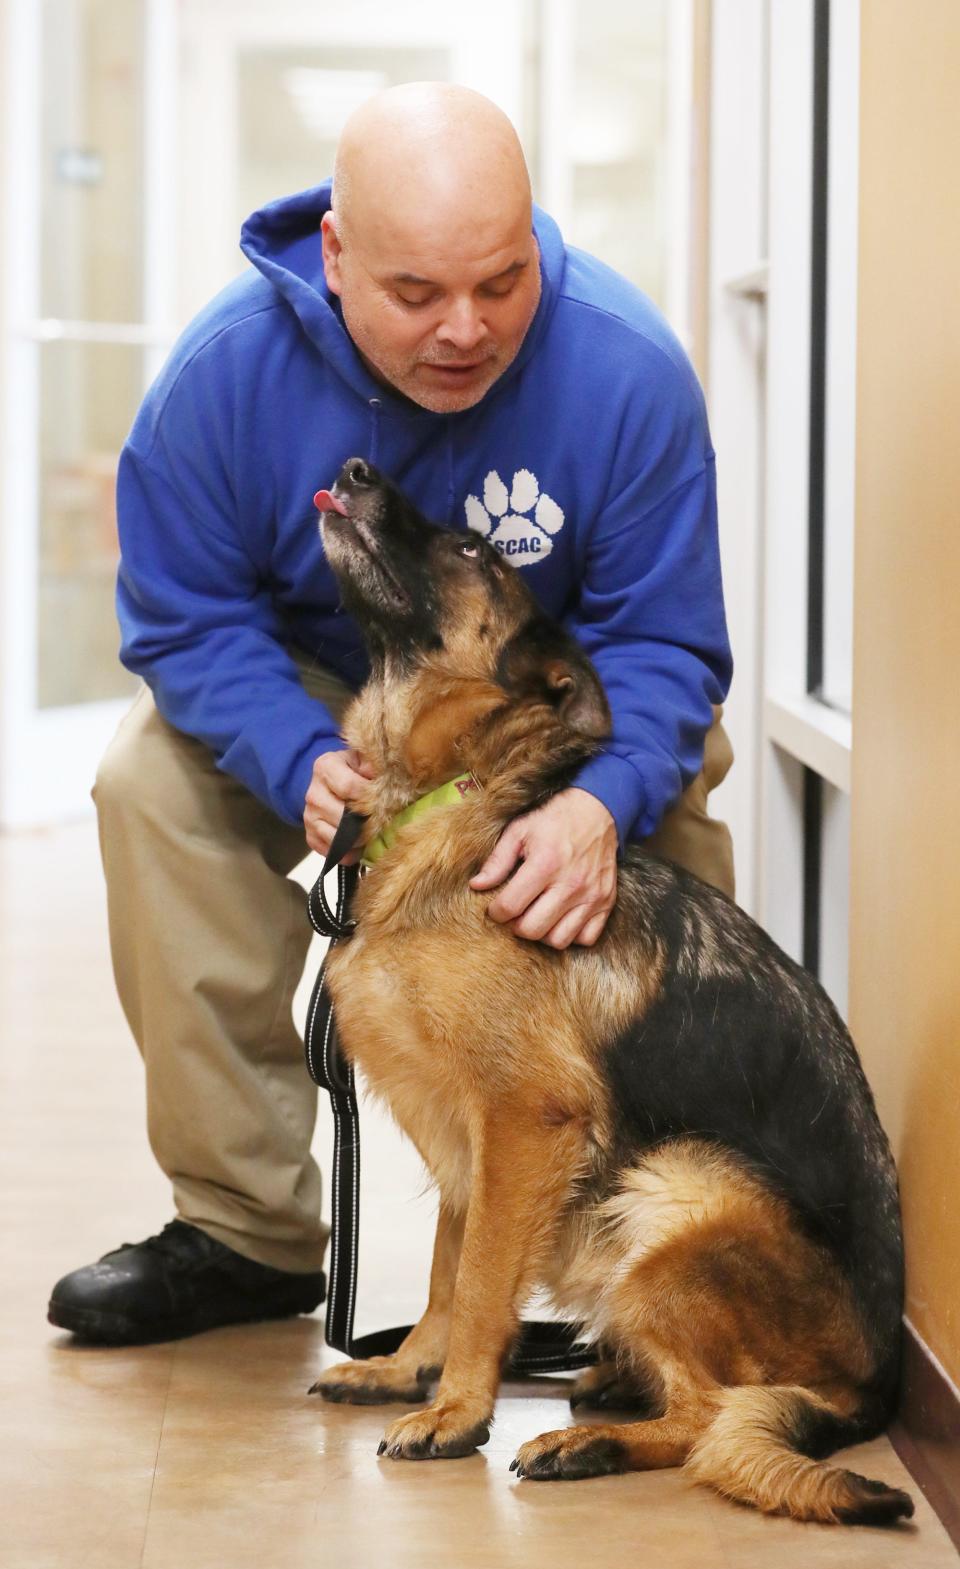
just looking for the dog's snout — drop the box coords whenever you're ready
[341,457,373,490]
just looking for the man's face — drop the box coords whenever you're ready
[321,205,541,414]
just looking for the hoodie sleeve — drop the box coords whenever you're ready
[566,369,732,845]
[116,392,343,827]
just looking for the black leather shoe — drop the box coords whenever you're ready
[47,1220,326,1344]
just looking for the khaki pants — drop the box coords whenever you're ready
[94,668,734,1273]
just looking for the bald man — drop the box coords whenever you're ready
[49,84,733,1344]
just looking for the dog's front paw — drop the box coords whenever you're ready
[378,1399,491,1460]
[511,1425,629,1481]
[309,1355,429,1405]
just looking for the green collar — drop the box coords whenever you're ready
[361,773,482,868]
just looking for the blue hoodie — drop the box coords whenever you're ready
[117,180,731,842]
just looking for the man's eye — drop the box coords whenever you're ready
[396,293,436,309]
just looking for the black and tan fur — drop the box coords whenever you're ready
[309,458,912,1526]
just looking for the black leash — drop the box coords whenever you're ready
[303,811,596,1375]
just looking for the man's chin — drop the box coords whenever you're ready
[408,386,493,414]
[405,363,500,413]
[352,338,505,412]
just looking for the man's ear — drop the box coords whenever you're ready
[321,212,343,296]
[496,619,611,739]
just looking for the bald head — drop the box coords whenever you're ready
[333,83,532,251]
[321,83,541,413]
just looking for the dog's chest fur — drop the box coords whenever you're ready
[326,927,477,1207]
[325,905,615,1220]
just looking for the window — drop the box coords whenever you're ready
[708,0,859,1015]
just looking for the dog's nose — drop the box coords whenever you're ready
[341,457,373,489]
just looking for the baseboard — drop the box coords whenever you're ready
[889,1317,960,1550]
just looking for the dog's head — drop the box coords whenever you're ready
[317,458,610,789]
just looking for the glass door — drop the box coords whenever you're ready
[1,0,176,827]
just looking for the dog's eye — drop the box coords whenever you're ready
[458,539,480,559]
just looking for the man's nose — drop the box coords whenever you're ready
[435,296,486,353]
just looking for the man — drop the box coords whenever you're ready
[48,84,733,1345]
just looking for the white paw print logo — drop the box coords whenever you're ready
[464,468,565,563]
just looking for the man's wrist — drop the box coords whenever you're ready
[565,786,615,825]
[571,754,646,849]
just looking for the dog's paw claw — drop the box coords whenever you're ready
[377,1440,387,1456]
[309,1356,428,1406]
[513,1429,628,1481]
[380,1402,490,1460]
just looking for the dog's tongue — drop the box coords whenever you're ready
[314,488,348,516]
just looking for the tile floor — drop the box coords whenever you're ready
[1,821,956,1568]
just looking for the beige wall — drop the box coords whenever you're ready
[850,0,960,1387]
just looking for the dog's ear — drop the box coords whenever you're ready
[496,620,611,739]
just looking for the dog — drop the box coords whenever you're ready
[309,457,912,1526]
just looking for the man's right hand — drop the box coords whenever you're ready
[304,747,376,860]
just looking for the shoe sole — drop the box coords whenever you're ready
[46,1287,325,1345]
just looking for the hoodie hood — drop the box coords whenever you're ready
[238,177,565,417]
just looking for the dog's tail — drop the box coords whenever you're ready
[685,1385,914,1525]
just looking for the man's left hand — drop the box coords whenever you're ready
[469,788,618,950]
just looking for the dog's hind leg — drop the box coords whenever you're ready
[310,1201,464,1404]
[517,1152,913,1523]
[513,1398,712,1480]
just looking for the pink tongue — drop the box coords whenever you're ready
[314,488,348,516]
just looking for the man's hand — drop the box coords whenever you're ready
[469,788,618,949]
[304,747,375,860]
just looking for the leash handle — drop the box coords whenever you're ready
[307,809,366,940]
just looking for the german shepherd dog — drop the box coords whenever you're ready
[310,458,912,1527]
